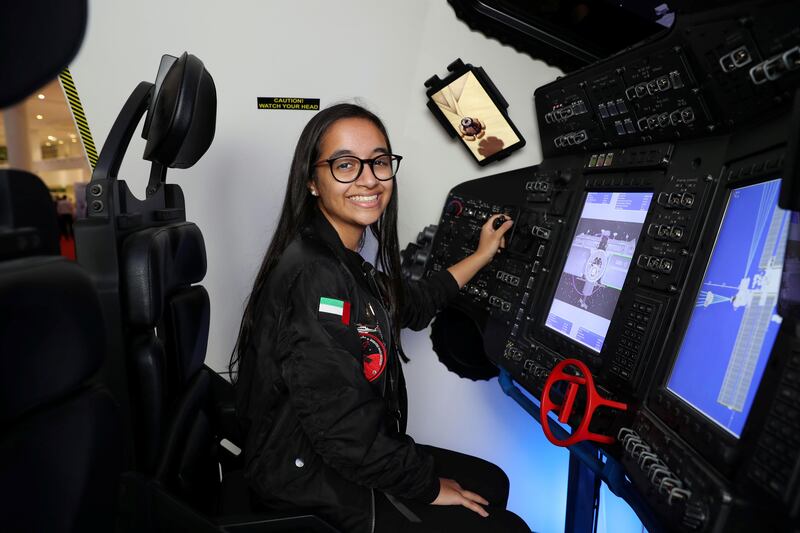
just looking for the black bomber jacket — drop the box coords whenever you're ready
[235,209,459,533]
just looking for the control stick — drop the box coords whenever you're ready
[540,359,628,446]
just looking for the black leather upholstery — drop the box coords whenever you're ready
[121,220,209,473]
[0,170,60,259]
[0,256,105,420]
[156,368,218,509]
[165,286,210,386]
[122,222,207,327]
[0,254,120,531]
[1,386,120,532]
[143,52,217,169]
[130,332,167,472]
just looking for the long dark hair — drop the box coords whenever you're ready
[229,103,405,380]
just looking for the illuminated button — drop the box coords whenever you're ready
[624,118,636,133]
[532,226,551,240]
[647,256,661,270]
[615,121,625,135]
[604,153,614,166]
[625,86,637,100]
[669,71,684,89]
[681,193,695,208]
[589,154,598,167]
[637,254,650,268]
[536,244,546,257]
[598,103,609,118]
[526,277,535,289]
[616,99,628,114]
[671,226,685,241]
[607,101,619,116]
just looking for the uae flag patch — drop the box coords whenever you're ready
[318,297,351,325]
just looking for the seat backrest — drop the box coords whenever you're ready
[0,170,120,532]
[122,221,210,472]
[0,169,60,259]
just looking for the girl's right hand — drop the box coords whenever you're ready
[431,477,490,517]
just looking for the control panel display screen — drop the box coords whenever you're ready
[667,179,789,438]
[545,191,653,352]
[780,211,800,317]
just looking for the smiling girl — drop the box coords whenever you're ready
[232,103,528,533]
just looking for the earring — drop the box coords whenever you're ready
[310,189,318,196]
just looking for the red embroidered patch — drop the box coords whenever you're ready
[359,331,387,382]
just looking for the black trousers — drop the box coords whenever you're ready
[374,445,530,533]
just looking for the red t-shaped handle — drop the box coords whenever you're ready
[540,358,628,446]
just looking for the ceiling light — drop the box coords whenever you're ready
[47,135,57,141]
[71,138,77,143]
[45,142,52,147]
[58,140,64,145]
[37,94,45,100]
[69,133,76,139]
[35,114,43,120]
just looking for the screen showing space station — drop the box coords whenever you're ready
[545,191,653,352]
[667,179,789,438]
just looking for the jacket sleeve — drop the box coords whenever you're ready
[280,259,440,503]
[398,270,460,331]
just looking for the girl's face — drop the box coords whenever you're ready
[310,117,394,250]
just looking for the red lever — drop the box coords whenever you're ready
[540,358,628,446]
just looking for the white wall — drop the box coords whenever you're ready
[71,1,572,530]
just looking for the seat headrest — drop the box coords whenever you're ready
[0,256,105,421]
[0,1,87,109]
[122,222,207,326]
[0,170,60,259]
[142,52,216,169]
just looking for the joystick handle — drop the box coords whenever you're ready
[492,215,507,230]
[540,359,628,446]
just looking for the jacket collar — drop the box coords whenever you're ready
[306,206,374,291]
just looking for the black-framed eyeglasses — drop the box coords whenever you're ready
[314,154,403,183]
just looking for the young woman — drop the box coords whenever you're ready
[232,103,529,533]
